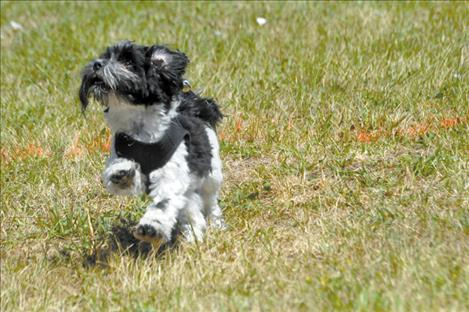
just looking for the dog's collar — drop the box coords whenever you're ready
[182,79,191,93]
[115,117,189,181]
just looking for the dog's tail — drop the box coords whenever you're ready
[178,91,223,128]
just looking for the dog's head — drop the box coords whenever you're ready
[79,40,189,111]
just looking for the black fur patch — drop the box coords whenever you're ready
[155,199,169,210]
[143,45,188,110]
[79,41,223,128]
[79,41,189,111]
[114,115,212,183]
[114,118,188,176]
[178,91,223,129]
[178,115,213,177]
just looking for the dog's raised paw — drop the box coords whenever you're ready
[110,168,135,185]
[103,159,146,195]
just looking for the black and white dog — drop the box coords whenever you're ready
[79,41,224,245]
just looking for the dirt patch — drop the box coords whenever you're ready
[224,156,273,185]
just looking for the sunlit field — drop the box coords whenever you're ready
[1,2,468,311]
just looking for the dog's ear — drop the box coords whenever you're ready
[145,45,189,77]
[144,45,189,99]
[79,79,89,111]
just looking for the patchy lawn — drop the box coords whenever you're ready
[1,2,468,311]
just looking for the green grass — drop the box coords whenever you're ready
[1,2,468,311]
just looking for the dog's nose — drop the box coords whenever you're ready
[93,60,103,71]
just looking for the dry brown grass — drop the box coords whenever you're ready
[1,2,468,311]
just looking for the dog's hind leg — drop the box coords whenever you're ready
[202,186,225,229]
[202,127,226,229]
[201,168,225,229]
[179,192,207,242]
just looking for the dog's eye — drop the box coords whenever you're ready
[123,61,132,68]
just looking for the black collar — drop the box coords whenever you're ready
[115,117,189,180]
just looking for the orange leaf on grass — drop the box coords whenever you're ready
[405,123,430,137]
[1,144,51,164]
[440,118,460,129]
[355,115,466,143]
[356,131,372,143]
[0,148,11,163]
[19,144,51,158]
[86,135,111,153]
[64,134,85,159]
[356,130,382,143]
[235,118,243,132]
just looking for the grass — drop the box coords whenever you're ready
[1,1,468,311]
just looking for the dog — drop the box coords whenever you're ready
[79,40,224,246]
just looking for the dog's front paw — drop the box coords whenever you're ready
[109,167,135,187]
[132,203,176,245]
[133,224,160,241]
[132,221,170,247]
[103,158,144,195]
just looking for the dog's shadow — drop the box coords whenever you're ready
[83,218,177,267]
